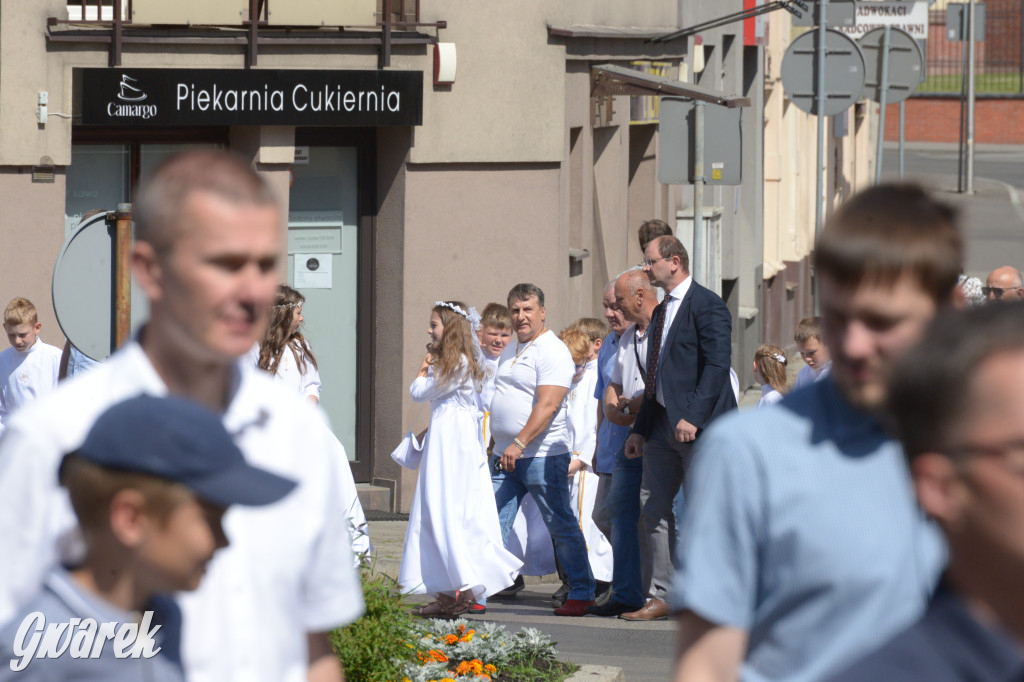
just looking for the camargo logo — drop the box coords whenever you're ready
[107,75,158,119]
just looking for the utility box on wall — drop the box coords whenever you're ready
[676,207,724,295]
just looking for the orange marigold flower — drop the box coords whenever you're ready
[444,634,458,645]
[429,650,449,663]
[456,662,472,675]
[483,664,497,673]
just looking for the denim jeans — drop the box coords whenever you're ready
[491,453,595,601]
[603,443,647,607]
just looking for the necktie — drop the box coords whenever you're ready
[645,298,668,400]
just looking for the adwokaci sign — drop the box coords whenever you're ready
[80,68,423,127]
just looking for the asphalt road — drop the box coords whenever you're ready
[882,143,1024,278]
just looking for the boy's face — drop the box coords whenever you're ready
[137,496,228,593]
[480,325,511,358]
[5,322,41,352]
[821,273,937,411]
[797,337,830,372]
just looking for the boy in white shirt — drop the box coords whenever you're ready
[0,297,62,431]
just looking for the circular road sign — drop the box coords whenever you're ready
[781,29,866,117]
[52,211,149,361]
[858,27,925,104]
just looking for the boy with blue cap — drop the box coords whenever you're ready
[0,395,296,680]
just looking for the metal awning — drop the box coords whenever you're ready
[591,63,750,108]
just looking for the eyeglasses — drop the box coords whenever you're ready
[950,439,1024,476]
[639,256,670,268]
[982,286,1020,298]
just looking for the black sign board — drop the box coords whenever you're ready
[80,68,422,127]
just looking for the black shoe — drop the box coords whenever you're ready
[551,583,570,609]
[585,599,644,617]
[594,582,613,607]
[492,575,525,600]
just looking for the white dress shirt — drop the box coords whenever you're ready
[657,275,692,406]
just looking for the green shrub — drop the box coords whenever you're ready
[330,563,424,682]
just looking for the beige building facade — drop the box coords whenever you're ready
[1,0,768,511]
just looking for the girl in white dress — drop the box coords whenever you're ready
[253,285,321,403]
[251,285,371,560]
[402,300,521,618]
[754,343,790,407]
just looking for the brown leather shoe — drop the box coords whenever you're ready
[618,598,670,621]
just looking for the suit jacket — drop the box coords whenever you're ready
[631,279,737,439]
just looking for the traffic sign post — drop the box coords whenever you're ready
[857,26,924,182]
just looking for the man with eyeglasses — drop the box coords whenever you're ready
[983,265,1024,302]
[829,303,1024,681]
[620,235,736,621]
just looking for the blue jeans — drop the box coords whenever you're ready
[604,444,646,607]
[492,453,595,601]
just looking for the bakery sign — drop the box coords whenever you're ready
[80,68,423,126]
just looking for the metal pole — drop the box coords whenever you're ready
[899,100,906,179]
[957,23,968,193]
[693,100,706,284]
[966,0,976,193]
[814,0,828,315]
[815,0,828,238]
[874,25,891,184]
[113,203,133,350]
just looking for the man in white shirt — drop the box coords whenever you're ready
[587,269,659,616]
[0,150,362,682]
[489,283,595,617]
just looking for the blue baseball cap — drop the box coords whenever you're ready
[71,395,296,507]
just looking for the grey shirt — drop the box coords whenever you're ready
[0,569,183,681]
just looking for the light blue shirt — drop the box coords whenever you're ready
[0,568,183,681]
[674,377,945,682]
[593,332,629,473]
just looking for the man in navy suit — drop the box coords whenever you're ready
[621,235,736,621]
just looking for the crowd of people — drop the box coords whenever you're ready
[0,147,1022,681]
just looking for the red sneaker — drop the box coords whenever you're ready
[553,599,595,617]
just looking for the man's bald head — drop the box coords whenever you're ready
[985,266,1024,302]
[622,269,656,298]
[135,150,279,255]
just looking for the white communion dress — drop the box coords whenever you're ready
[400,364,522,600]
[249,342,371,561]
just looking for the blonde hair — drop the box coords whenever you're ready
[559,328,591,366]
[794,316,823,345]
[754,344,789,395]
[480,303,511,331]
[258,285,318,376]
[568,317,609,344]
[431,301,485,389]
[4,297,38,327]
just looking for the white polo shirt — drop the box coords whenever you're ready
[489,330,574,458]
[611,322,651,401]
[0,341,363,682]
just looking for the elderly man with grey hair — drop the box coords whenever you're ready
[489,283,596,616]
